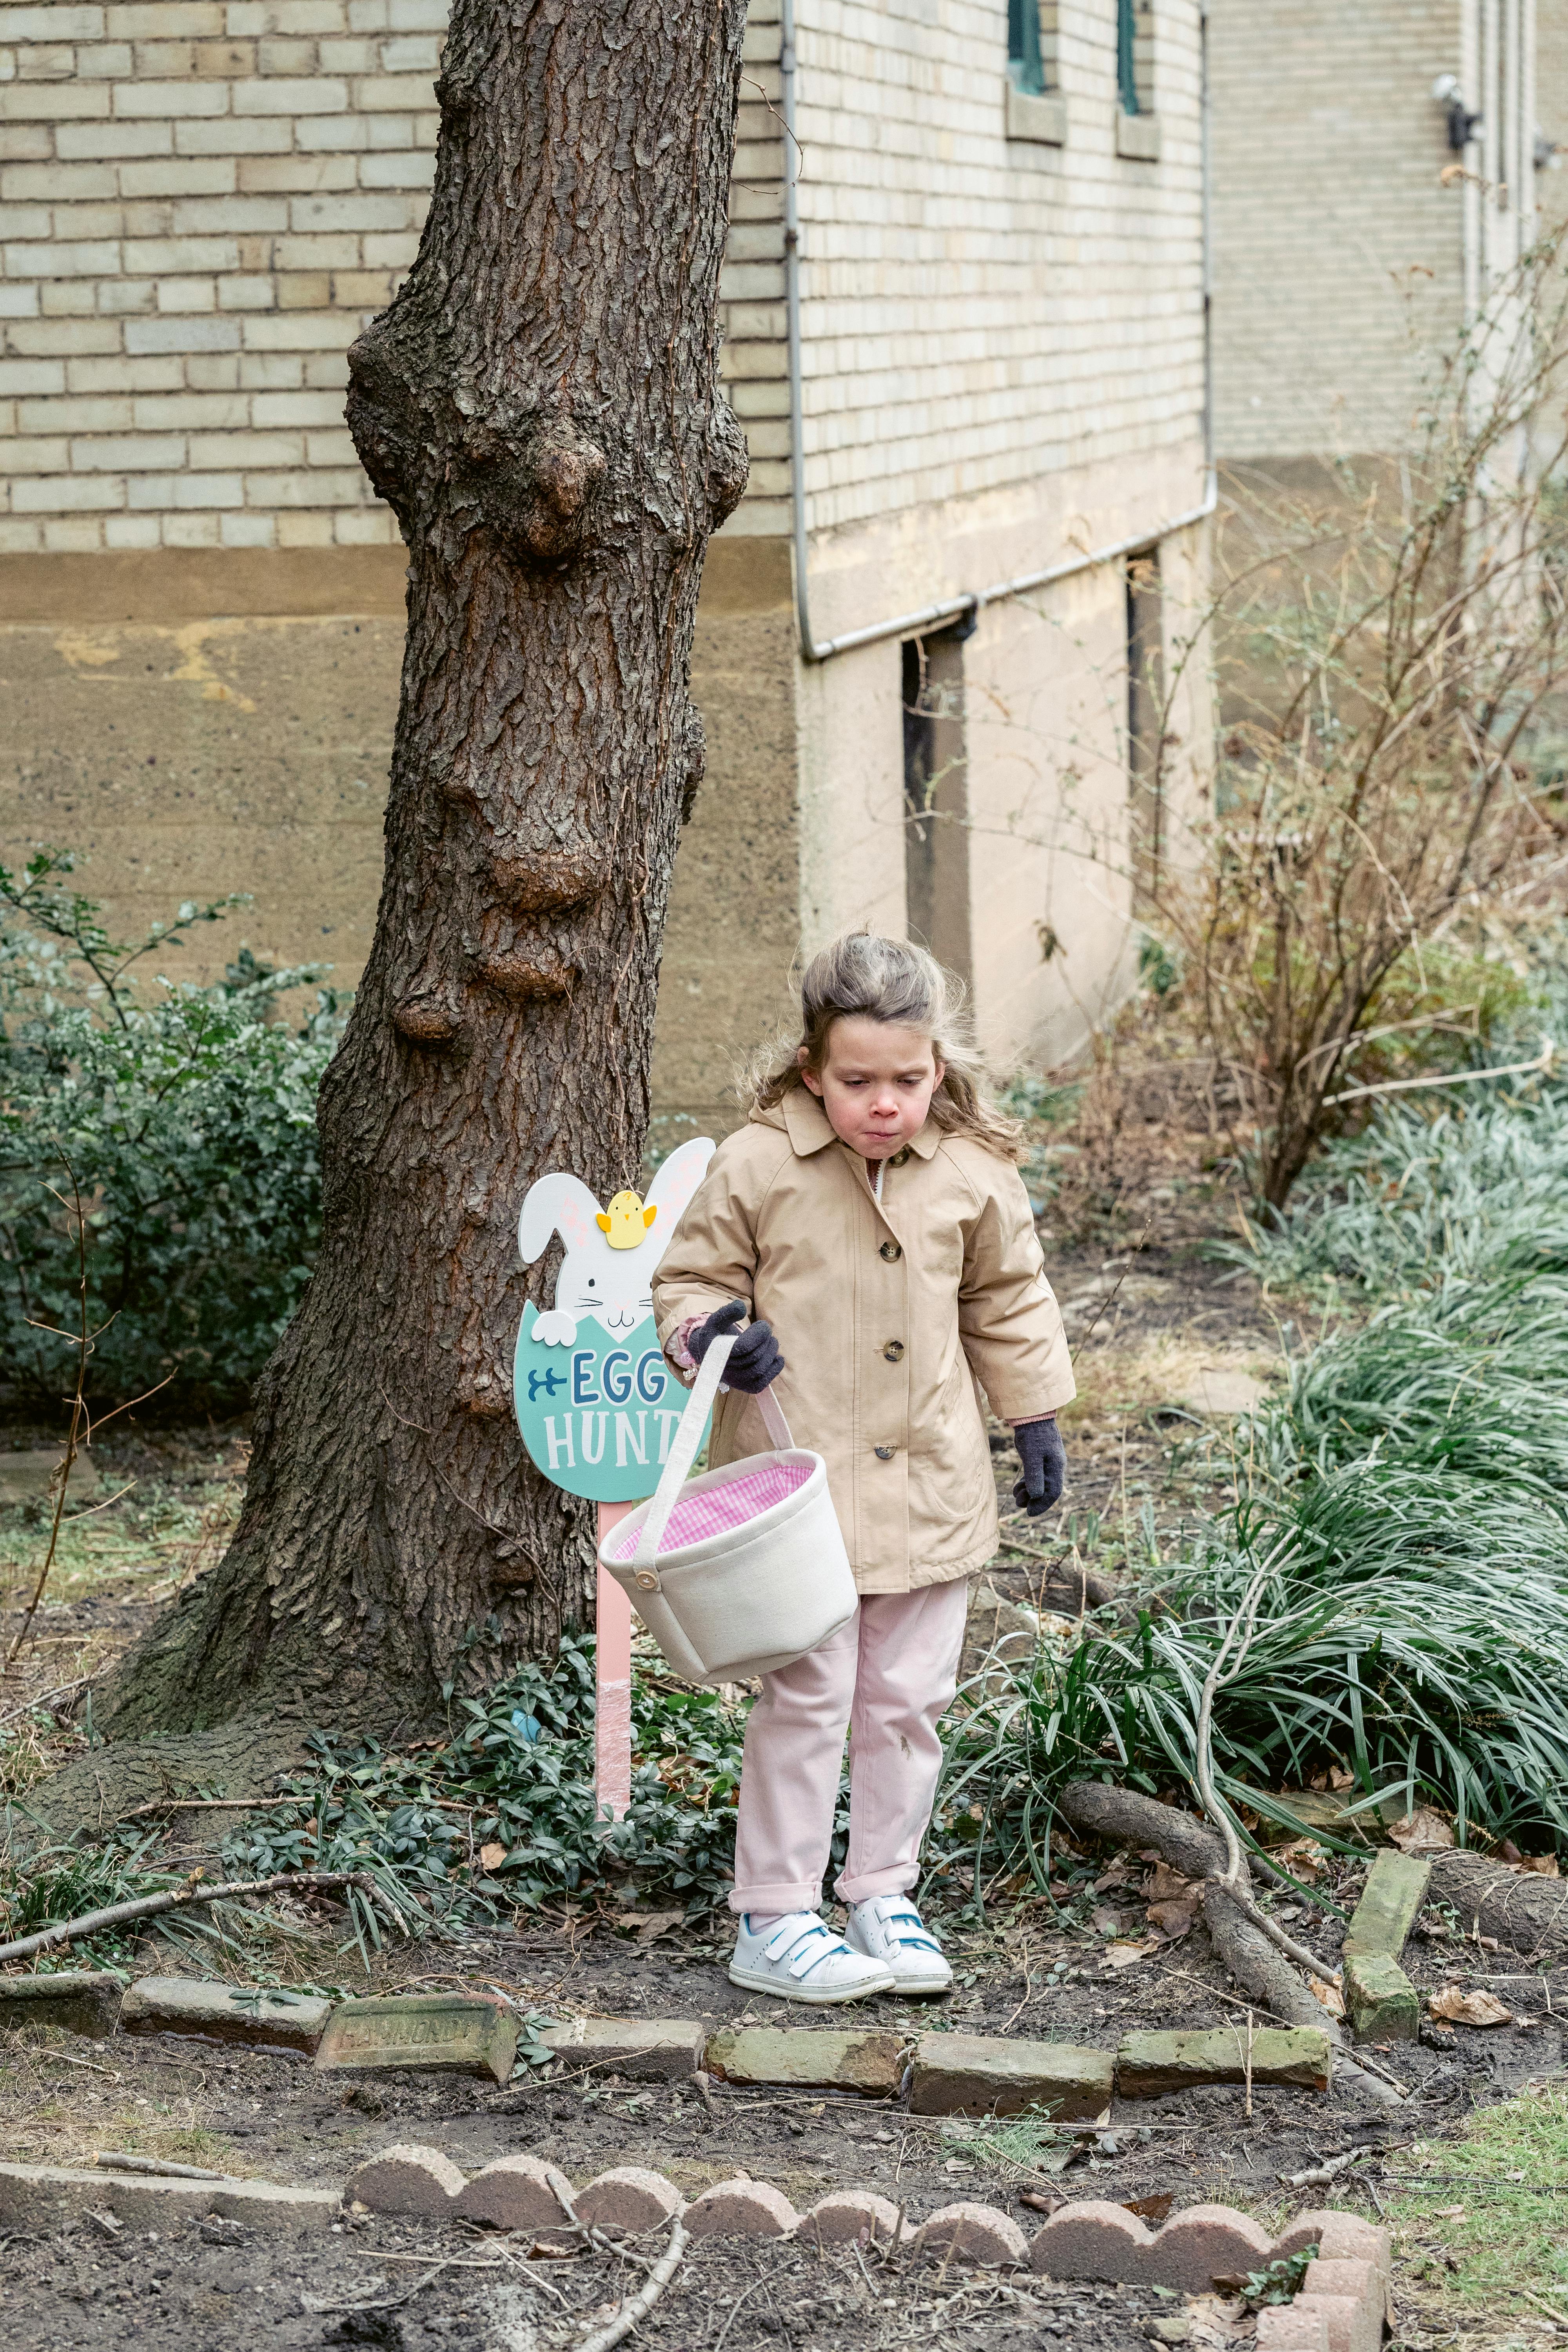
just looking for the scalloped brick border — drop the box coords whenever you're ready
[342,2149,1392,2334]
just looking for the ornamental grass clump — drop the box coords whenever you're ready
[934,1077,1568,1894]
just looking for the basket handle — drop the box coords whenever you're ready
[631,1334,795,1583]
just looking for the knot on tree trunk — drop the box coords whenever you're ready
[347,323,609,571]
[707,401,750,528]
[471,948,574,1002]
[392,987,465,1046]
[489,844,611,912]
[470,413,608,569]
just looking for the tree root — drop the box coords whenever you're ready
[1427,1850,1568,1967]
[5,1720,316,1851]
[1058,1780,1403,2107]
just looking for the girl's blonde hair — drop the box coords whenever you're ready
[748,932,1023,1161]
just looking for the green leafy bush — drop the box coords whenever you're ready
[0,849,345,1409]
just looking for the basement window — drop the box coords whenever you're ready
[1007,0,1065,144]
[1008,0,1047,95]
[1115,0,1160,158]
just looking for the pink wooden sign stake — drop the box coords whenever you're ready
[595,1500,635,1820]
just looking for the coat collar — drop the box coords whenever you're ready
[775,1088,942,1161]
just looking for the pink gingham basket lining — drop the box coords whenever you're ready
[606,1460,813,1561]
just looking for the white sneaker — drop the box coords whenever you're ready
[845,1895,953,1994]
[728,1911,896,2005]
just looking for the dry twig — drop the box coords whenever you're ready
[573,2219,688,2352]
[0,1866,374,1966]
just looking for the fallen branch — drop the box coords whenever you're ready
[1426,1851,1568,1967]
[1189,1553,1343,1984]
[1321,1036,1554,1107]
[574,2219,688,2352]
[1058,1783,1402,2106]
[0,1866,372,1967]
[93,2152,225,2181]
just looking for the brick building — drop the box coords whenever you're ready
[1208,0,1564,469]
[0,1,1211,1126]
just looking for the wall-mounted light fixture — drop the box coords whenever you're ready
[1432,72,1482,151]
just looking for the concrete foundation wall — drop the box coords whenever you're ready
[0,539,802,1140]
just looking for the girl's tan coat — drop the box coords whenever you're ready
[652,1090,1075,1594]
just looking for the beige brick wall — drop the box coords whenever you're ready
[0,0,789,550]
[1207,0,1472,463]
[1,0,1206,552]
[793,0,1206,536]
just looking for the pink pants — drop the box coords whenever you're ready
[728,1578,970,1916]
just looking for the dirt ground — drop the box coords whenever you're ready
[1,1842,1563,2349]
[3,1162,1564,2347]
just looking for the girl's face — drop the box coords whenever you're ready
[800,1016,944,1160]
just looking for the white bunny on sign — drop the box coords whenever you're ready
[517,1133,714,1346]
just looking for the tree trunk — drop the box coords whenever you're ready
[93,0,749,1765]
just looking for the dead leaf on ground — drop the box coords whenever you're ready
[1308,1974,1346,2018]
[630,1910,686,1947]
[1018,2186,1066,2217]
[1389,1807,1456,1852]
[1102,1939,1155,1971]
[1500,1841,1561,1877]
[1094,1863,1138,1892]
[478,1842,507,1871]
[1145,1860,1202,1904]
[1091,1904,1124,1935]
[1274,1836,1326,1880]
[1428,1985,1513,2027]
[1147,1899,1197,1941]
[1122,2191,1176,2222]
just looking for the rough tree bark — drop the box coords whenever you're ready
[74,0,750,1799]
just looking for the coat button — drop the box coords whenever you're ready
[890,1147,911,1167]
[882,1339,905,1363]
[873,1444,896,1461]
[879,1240,901,1261]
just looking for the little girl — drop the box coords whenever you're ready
[652,933,1074,2003]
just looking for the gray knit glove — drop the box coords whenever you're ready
[1013,1418,1066,1515]
[689,1299,785,1395]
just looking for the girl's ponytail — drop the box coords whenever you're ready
[747,933,1024,1161]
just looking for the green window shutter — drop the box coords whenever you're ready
[1117,0,1140,113]
[1009,0,1046,96]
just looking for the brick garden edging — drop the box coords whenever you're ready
[343,2144,1393,2338]
[0,2147,1393,2342]
[0,1978,1390,2336]
[0,1975,1340,2103]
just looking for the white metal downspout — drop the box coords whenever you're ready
[780,0,814,668]
[1461,0,1481,330]
[780,3,1217,668]
[1213,0,1222,477]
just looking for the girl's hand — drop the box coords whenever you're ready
[1013,1417,1065,1515]
[690,1298,786,1395]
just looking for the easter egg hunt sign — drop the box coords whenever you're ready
[512,1302,709,1503]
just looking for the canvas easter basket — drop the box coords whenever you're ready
[597,1332,857,1683]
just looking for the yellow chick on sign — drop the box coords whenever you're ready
[597,1189,658,1250]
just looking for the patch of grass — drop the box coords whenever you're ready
[1221,1087,1568,1307]
[1386,2080,1568,2337]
